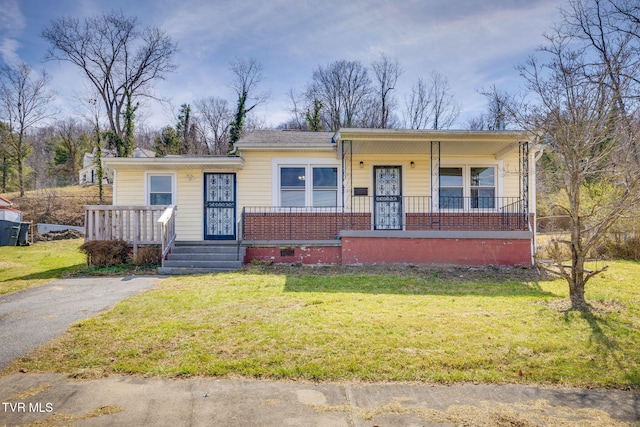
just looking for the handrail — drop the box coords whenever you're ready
[158,205,177,260]
[84,205,169,254]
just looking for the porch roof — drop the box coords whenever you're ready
[334,128,534,159]
[234,130,336,151]
[102,156,244,171]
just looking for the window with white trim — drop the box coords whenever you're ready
[148,174,174,205]
[279,166,338,207]
[470,167,495,208]
[439,167,463,209]
[439,166,497,209]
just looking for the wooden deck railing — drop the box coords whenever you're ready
[158,205,177,259]
[84,205,176,255]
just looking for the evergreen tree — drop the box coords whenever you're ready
[153,126,180,157]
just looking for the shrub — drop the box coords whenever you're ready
[79,239,131,268]
[134,246,162,267]
[599,237,640,261]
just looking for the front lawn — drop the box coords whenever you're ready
[8,262,640,388]
[0,239,86,295]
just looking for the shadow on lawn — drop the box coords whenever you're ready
[1,264,86,282]
[270,264,557,297]
[577,311,640,388]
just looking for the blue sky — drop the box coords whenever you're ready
[1,0,561,129]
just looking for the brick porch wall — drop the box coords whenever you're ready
[243,212,371,240]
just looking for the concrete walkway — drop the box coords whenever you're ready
[0,276,162,370]
[0,373,638,426]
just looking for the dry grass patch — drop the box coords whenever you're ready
[7,262,640,388]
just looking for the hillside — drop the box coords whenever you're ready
[1,186,113,226]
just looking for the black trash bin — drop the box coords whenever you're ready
[17,222,30,245]
[0,219,20,246]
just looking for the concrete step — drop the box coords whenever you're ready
[161,259,243,269]
[171,245,245,256]
[158,267,239,275]
[162,241,245,274]
[167,253,240,262]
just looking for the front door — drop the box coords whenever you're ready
[374,166,402,230]
[204,173,236,240]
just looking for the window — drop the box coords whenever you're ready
[280,167,306,207]
[313,167,337,207]
[470,167,495,208]
[439,166,497,210]
[148,175,173,205]
[439,167,463,209]
[279,166,338,207]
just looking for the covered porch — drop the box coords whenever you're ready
[242,129,534,241]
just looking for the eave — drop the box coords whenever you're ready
[103,156,244,171]
[334,128,534,158]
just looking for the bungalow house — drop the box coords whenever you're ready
[85,128,540,273]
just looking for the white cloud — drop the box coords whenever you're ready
[0,0,26,67]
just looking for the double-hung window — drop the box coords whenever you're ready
[148,174,174,205]
[280,166,338,207]
[439,167,464,209]
[439,166,497,210]
[470,167,495,208]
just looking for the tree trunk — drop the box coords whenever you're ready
[17,132,24,197]
[569,238,588,310]
[1,154,7,193]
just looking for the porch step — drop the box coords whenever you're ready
[159,241,245,275]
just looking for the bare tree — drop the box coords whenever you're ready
[471,85,517,130]
[517,33,640,310]
[306,60,372,131]
[42,10,177,154]
[558,0,640,156]
[0,63,55,196]
[403,71,459,130]
[193,97,233,155]
[429,71,460,130]
[370,53,403,128]
[404,77,431,129]
[228,58,270,149]
[282,88,309,130]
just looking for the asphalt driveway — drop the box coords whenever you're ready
[0,276,162,370]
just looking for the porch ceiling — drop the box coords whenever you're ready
[336,128,532,158]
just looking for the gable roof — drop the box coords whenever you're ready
[0,196,12,207]
[234,130,335,151]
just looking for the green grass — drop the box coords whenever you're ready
[0,239,86,295]
[8,261,640,388]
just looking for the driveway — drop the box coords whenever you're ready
[0,276,162,370]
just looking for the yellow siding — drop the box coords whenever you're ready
[176,169,203,241]
[236,151,337,209]
[114,168,204,241]
[113,169,145,205]
[111,146,533,242]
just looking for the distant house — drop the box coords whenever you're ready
[79,147,155,185]
[0,196,21,222]
[85,129,540,273]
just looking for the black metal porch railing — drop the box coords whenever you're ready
[241,196,529,241]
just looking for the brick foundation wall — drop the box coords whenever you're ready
[245,245,342,265]
[341,236,532,266]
